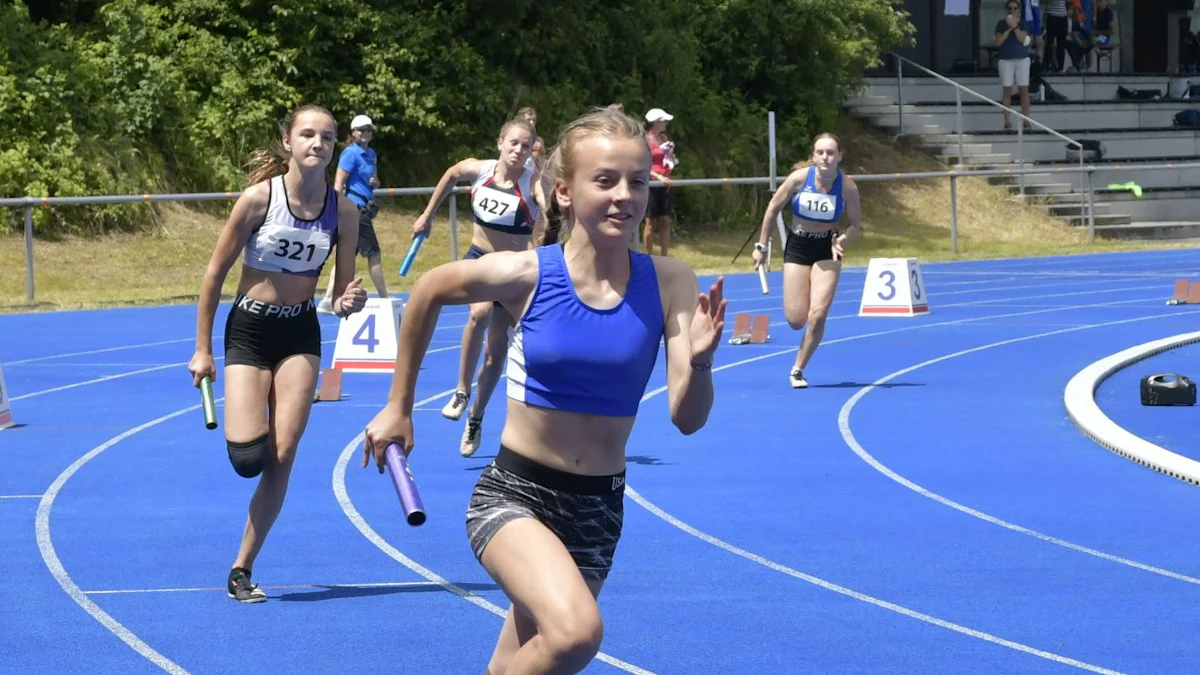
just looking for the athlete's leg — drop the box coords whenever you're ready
[794,258,842,372]
[231,354,319,573]
[366,251,388,299]
[480,519,605,674]
[782,262,812,330]
[444,301,492,419]
[461,305,513,457]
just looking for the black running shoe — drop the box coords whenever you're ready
[227,567,267,603]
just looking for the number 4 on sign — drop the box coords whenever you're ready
[858,257,931,317]
[331,298,406,372]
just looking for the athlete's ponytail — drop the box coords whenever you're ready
[535,144,565,246]
[245,104,336,187]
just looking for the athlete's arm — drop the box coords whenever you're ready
[331,193,365,317]
[363,251,538,468]
[756,169,805,250]
[412,158,486,235]
[659,259,725,435]
[839,177,864,246]
[189,182,269,384]
[390,251,536,413]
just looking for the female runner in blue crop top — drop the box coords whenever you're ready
[410,116,547,458]
[188,105,367,603]
[752,133,863,389]
[363,107,726,674]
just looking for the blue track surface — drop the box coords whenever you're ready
[2,248,1200,674]
[1096,343,1199,461]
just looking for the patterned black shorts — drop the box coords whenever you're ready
[466,446,626,581]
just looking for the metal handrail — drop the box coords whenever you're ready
[9,158,1190,305]
[887,52,1094,245]
[890,52,1082,149]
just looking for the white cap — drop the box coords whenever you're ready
[350,114,374,130]
[644,108,674,123]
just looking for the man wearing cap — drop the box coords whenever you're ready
[319,114,389,312]
[643,107,678,256]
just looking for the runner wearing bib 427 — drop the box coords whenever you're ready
[751,133,863,390]
[409,116,547,458]
[471,159,539,236]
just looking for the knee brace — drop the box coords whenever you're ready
[227,433,270,479]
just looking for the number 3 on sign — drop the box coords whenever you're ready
[859,257,930,317]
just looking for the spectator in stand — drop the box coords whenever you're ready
[1064,0,1094,73]
[995,0,1033,133]
[1042,0,1070,73]
[1092,0,1117,69]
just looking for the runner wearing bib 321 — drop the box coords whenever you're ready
[410,116,546,457]
[751,133,863,389]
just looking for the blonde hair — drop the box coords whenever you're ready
[535,106,647,245]
[791,132,843,171]
[245,104,335,186]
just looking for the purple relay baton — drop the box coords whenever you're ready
[385,443,427,526]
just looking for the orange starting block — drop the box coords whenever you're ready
[314,368,343,402]
[1167,279,1200,306]
[729,313,770,345]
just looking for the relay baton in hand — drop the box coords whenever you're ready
[200,376,218,430]
[385,443,426,526]
[757,264,769,295]
[398,232,427,277]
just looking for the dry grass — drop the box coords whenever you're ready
[1,115,1189,312]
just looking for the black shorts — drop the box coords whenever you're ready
[356,205,380,257]
[646,186,674,219]
[463,244,488,260]
[223,293,321,369]
[784,228,838,266]
[466,446,626,581]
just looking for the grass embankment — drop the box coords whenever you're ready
[1,115,1186,312]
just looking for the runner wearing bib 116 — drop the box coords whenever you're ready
[751,133,863,389]
[410,117,546,457]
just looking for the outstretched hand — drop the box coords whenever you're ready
[689,276,727,364]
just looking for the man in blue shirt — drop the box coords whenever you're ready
[319,114,388,312]
[995,0,1033,132]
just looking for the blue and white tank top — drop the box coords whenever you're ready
[506,245,664,417]
[790,165,845,229]
[471,159,539,235]
[242,175,339,278]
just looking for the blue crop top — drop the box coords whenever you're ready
[506,244,664,417]
[790,165,845,229]
[241,175,339,278]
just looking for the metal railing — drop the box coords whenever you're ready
[890,52,1093,234]
[9,158,1195,307]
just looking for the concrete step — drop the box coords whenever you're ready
[1065,213,1133,227]
[1032,202,1113,217]
[843,95,894,107]
[985,173,1075,189]
[936,153,1013,165]
[1014,191,1091,204]
[1094,221,1200,240]
[920,142,995,156]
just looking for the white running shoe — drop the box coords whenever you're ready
[442,390,470,420]
[460,416,483,457]
[789,368,809,389]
